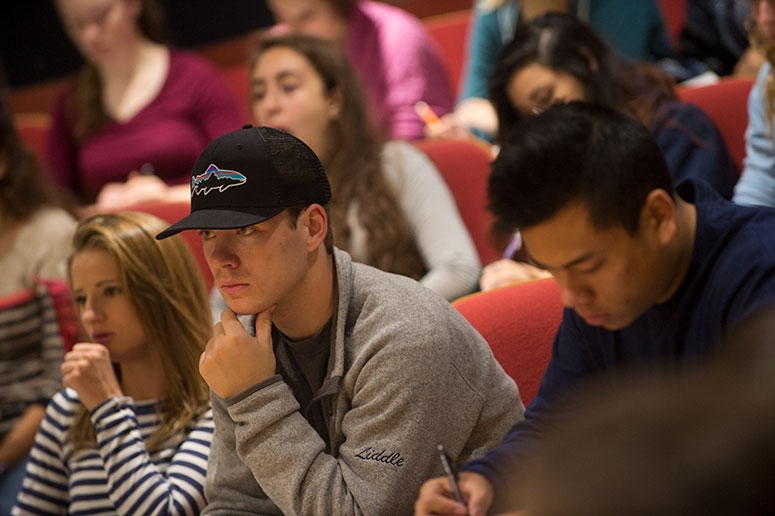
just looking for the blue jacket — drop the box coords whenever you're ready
[653,99,737,200]
[734,62,775,207]
[463,180,775,507]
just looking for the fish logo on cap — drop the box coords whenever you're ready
[192,164,248,196]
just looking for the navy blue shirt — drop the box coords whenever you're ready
[463,180,775,500]
[655,100,738,200]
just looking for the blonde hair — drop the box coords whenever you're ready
[67,212,211,452]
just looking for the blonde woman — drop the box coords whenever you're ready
[14,212,213,516]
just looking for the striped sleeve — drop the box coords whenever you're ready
[92,397,214,516]
[0,285,65,437]
[13,390,78,515]
[14,390,214,516]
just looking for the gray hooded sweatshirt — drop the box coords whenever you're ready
[202,249,523,515]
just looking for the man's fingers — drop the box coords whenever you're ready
[255,306,275,339]
[219,308,248,335]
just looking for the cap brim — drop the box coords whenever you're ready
[155,207,285,240]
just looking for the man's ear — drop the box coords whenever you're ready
[642,189,677,245]
[304,204,329,252]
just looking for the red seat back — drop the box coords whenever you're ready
[414,138,500,265]
[656,0,688,50]
[14,112,51,164]
[423,9,472,95]
[677,77,755,176]
[454,279,563,406]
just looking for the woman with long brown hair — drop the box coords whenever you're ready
[247,32,481,301]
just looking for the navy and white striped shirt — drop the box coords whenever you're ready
[13,389,213,515]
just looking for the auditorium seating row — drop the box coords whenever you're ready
[9,0,749,404]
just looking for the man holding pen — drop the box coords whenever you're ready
[415,102,775,515]
[157,125,522,515]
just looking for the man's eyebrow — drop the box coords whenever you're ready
[529,251,597,271]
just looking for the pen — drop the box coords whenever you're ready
[437,444,465,505]
[139,162,155,176]
[502,231,522,259]
[415,101,443,128]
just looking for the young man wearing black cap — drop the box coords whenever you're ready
[415,102,775,516]
[156,125,522,515]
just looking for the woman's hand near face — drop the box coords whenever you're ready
[81,175,191,218]
[62,343,123,411]
[93,173,169,210]
[479,259,553,292]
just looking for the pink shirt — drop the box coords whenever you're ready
[47,51,244,203]
[346,1,454,140]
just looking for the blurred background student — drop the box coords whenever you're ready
[430,0,675,141]
[676,0,755,80]
[247,33,480,301]
[479,12,739,292]
[733,0,775,208]
[47,0,243,213]
[266,0,454,140]
[491,12,736,196]
[0,94,76,515]
[14,212,213,515]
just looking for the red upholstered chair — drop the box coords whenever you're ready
[14,111,51,164]
[423,9,472,95]
[453,278,564,406]
[219,62,252,124]
[414,138,500,265]
[656,0,688,50]
[677,77,755,176]
[114,201,213,291]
